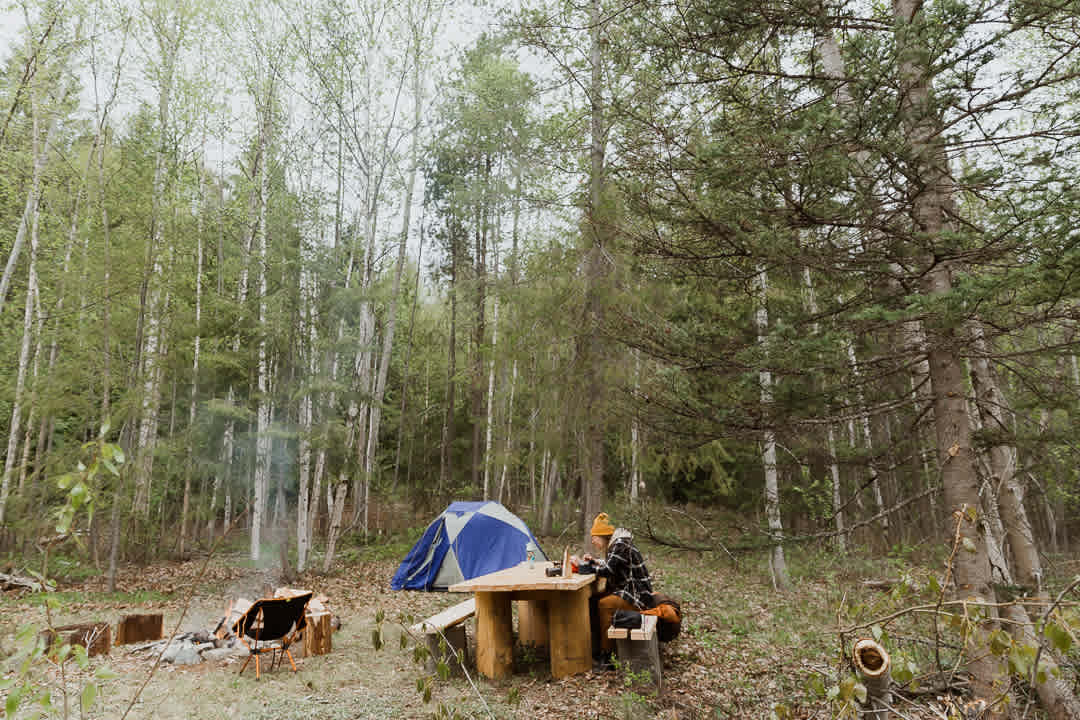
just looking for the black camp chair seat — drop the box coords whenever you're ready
[234,592,312,679]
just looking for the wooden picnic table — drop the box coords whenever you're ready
[449,560,604,679]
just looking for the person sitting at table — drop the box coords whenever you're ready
[572,512,654,669]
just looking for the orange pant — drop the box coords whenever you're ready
[597,594,636,652]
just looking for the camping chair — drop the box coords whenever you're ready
[234,592,312,679]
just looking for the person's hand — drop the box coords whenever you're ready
[570,554,581,566]
[583,553,594,563]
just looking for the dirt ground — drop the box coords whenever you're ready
[4,537,1027,719]
[0,552,720,720]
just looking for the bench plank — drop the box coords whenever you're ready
[608,615,662,690]
[411,598,476,634]
[607,614,657,640]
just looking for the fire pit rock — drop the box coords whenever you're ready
[160,640,203,665]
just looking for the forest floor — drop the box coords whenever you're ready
[1,519,1078,719]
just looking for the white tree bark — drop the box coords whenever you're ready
[802,267,844,551]
[970,324,1043,594]
[180,145,205,557]
[251,88,273,562]
[361,23,428,533]
[484,247,500,501]
[498,359,517,504]
[630,350,641,503]
[133,6,183,518]
[753,265,790,589]
[296,264,317,571]
[0,103,43,523]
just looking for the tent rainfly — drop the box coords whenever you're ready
[390,501,547,591]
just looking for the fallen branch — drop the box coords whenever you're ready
[0,571,50,593]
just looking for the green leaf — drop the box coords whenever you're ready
[1008,644,1033,677]
[962,538,977,553]
[70,483,88,509]
[81,683,97,709]
[94,666,119,680]
[989,629,1011,656]
[871,624,883,642]
[1045,622,1072,653]
[399,632,408,650]
[72,644,90,669]
[7,684,25,715]
[853,682,867,704]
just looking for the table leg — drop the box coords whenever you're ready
[547,586,592,678]
[475,592,513,679]
[517,599,548,651]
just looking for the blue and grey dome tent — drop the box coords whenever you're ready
[391,501,547,590]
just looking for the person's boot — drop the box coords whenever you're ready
[592,650,615,672]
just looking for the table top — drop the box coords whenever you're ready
[448,561,600,593]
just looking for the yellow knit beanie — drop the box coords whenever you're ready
[590,512,615,536]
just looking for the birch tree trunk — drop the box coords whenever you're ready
[540,452,558,536]
[802,267,844,552]
[251,86,274,562]
[754,265,790,590]
[296,265,315,571]
[392,210,425,492]
[133,8,183,518]
[498,359,517,505]
[0,102,43,524]
[629,350,641,504]
[970,324,1043,594]
[484,245,500,501]
[440,226,458,492]
[211,123,258,543]
[845,339,889,545]
[0,68,55,316]
[180,148,205,558]
[361,32,425,534]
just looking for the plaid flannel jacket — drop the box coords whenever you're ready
[596,528,653,609]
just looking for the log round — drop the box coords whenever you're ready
[852,638,891,719]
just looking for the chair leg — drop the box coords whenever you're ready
[239,654,253,676]
[283,648,297,672]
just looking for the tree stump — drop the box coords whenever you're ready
[301,611,332,657]
[852,638,891,719]
[115,614,163,645]
[40,622,111,657]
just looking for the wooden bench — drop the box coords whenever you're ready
[410,598,475,676]
[607,614,661,690]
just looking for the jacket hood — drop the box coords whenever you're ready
[611,527,632,543]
